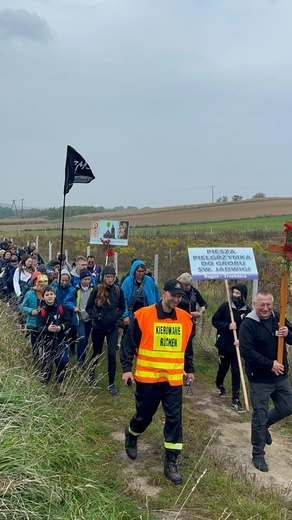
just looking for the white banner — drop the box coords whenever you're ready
[188,247,258,280]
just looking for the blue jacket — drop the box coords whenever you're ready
[121,259,160,320]
[22,289,42,328]
[63,284,94,326]
[51,281,73,305]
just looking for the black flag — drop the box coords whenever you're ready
[64,145,95,195]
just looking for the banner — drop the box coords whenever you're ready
[90,220,130,246]
[188,247,258,280]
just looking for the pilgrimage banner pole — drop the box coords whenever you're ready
[224,279,250,412]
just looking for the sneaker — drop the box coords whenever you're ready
[231,399,245,413]
[216,384,227,397]
[108,385,120,396]
[252,456,269,472]
[125,427,138,459]
[266,429,272,445]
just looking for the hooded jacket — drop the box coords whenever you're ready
[239,309,292,383]
[121,260,160,319]
[212,284,251,353]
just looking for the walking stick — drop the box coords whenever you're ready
[224,279,250,412]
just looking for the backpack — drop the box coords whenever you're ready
[40,305,64,320]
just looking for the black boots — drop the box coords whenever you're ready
[125,428,138,460]
[164,450,183,485]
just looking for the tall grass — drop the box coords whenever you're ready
[0,302,291,519]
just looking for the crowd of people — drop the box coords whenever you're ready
[0,237,291,482]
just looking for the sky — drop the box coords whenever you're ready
[1,0,292,210]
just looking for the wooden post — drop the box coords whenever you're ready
[224,280,250,412]
[267,221,292,364]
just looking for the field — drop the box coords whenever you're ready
[0,197,292,232]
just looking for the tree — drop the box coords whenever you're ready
[231,195,243,202]
[216,196,228,203]
[251,192,266,199]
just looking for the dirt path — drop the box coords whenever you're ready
[112,381,292,510]
[194,384,292,499]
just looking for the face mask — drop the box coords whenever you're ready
[232,296,243,308]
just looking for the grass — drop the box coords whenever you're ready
[0,302,291,519]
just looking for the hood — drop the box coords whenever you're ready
[231,284,248,299]
[129,260,146,277]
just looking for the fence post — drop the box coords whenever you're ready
[154,254,159,284]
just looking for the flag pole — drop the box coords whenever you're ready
[58,193,66,289]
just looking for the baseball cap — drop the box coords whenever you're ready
[163,279,184,295]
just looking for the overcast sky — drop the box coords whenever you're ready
[1,0,292,210]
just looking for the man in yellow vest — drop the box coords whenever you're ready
[120,279,194,484]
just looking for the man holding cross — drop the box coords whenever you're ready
[239,290,292,472]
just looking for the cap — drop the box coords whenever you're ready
[79,268,92,280]
[163,279,184,295]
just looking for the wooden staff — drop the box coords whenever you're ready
[267,221,291,364]
[224,279,250,412]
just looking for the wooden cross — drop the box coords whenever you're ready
[267,222,292,364]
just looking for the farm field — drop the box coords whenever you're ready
[0,197,292,232]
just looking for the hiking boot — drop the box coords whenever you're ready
[108,384,120,396]
[216,384,227,397]
[164,451,183,485]
[125,428,138,460]
[231,399,245,413]
[266,429,272,445]
[252,456,269,472]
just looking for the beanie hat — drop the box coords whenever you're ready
[61,268,71,278]
[79,269,92,280]
[102,265,116,278]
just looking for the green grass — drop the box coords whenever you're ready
[0,304,291,519]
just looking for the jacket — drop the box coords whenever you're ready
[239,310,292,383]
[63,284,94,325]
[121,260,160,319]
[120,301,194,381]
[37,302,71,347]
[86,283,126,330]
[22,289,42,328]
[212,301,251,353]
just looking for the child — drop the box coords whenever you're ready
[22,271,48,365]
[37,285,71,394]
[63,269,94,370]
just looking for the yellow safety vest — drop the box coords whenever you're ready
[134,304,193,386]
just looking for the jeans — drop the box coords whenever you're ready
[76,320,92,366]
[89,327,119,386]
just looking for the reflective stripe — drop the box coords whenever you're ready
[164,441,183,450]
[137,358,184,370]
[129,427,140,437]
[135,370,183,382]
[138,348,184,359]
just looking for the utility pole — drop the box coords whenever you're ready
[211,185,215,203]
[21,199,24,219]
[11,200,18,217]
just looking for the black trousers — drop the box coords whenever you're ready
[89,327,119,386]
[215,349,240,400]
[249,378,292,456]
[129,381,183,453]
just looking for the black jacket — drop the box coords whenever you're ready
[86,283,126,330]
[212,301,251,353]
[239,310,292,383]
[37,303,71,348]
